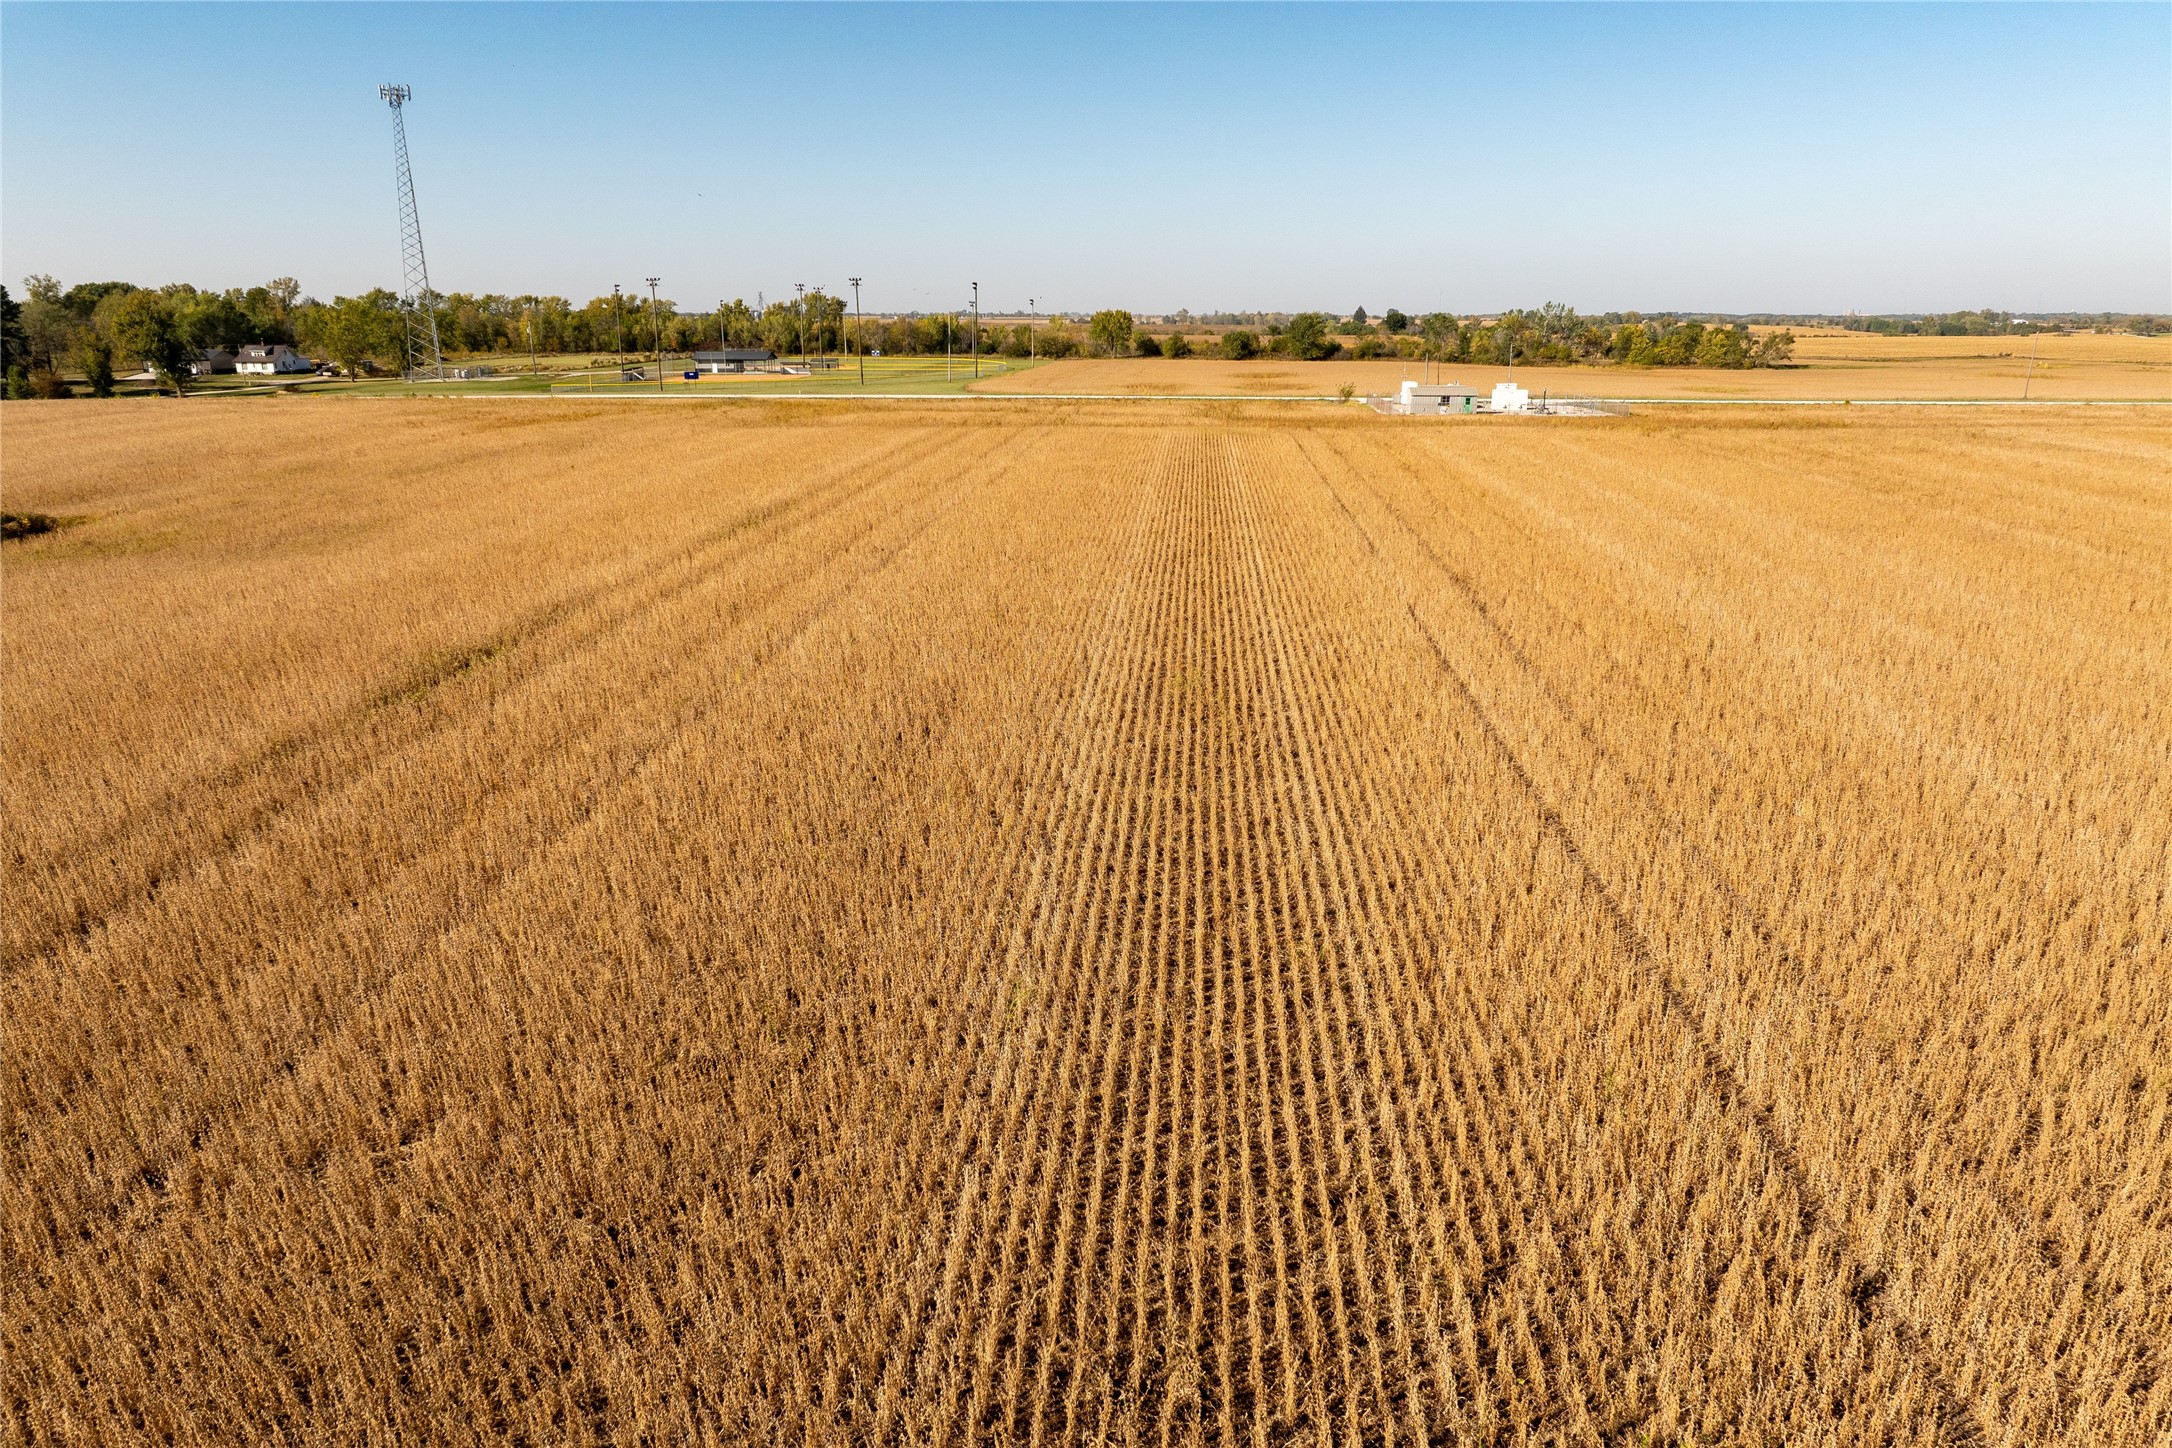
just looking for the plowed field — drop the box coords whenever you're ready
[5,400,2168,1446]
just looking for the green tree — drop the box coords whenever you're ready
[1133,332,1163,357]
[1282,312,1336,361]
[717,298,759,348]
[313,294,398,379]
[19,297,74,370]
[175,291,252,352]
[1037,318,1080,358]
[1420,312,1456,359]
[1088,309,1134,358]
[1695,324,1749,368]
[0,284,25,375]
[110,290,193,393]
[1164,331,1193,359]
[76,333,116,397]
[1382,309,1409,334]
[1219,329,1259,360]
[1350,305,1368,327]
[1752,329,1796,367]
[1651,324,1698,366]
[62,281,133,320]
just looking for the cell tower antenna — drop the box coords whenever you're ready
[379,83,445,381]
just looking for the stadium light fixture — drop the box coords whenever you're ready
[849,278,864,386]
[647,278,663,394]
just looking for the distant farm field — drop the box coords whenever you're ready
[5,400,2169,1445]
[978,331,2171,399]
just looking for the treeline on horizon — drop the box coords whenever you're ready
[2,273,2164,396]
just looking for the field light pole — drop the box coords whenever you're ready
[795,283,807,369]
[613,284,623,375]
[525,306,538,377]
[971,281,980,379]
[849,277,864,386]
[1028,298,1036,360]
[647,278,664,394]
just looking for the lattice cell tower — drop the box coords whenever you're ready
[379,84,445,381]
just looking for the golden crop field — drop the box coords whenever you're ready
[980,332,2172,400]
[5,399,2169,1447]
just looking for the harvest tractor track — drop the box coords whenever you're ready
[5,400,2167,1446]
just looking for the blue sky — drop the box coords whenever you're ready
[3,3,2165,315]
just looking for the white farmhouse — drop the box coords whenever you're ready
[234,344,313,376]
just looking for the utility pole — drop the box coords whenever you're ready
[647,278,663,394]
[2022,332,2039,400]
[1028,298,1036,360]
[849,277,864,386]
[795,283,807,369]
[613,284,624,375]
[525,306,537,377]
[971,281,980,379]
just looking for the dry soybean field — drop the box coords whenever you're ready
[5,399,2170,1447]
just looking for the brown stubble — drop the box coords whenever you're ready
[4,399,2165,1446]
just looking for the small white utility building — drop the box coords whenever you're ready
[1398,381,1480,415]
[1488,382,1531,413]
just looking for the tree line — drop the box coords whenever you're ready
[1075,306,1796,368]
[1839,309,2168,337]
[1,276,310,397]
[66,277,2172,397]
[0,279,1794,395]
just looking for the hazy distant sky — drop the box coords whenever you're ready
[3,2,2165,315]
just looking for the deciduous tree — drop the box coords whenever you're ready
[1088,310,1134,358]
[1218,329,1258,360]
[1282,312,1336,361]
[109,290,193,394]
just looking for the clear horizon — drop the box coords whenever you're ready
[3,2,2166,317]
